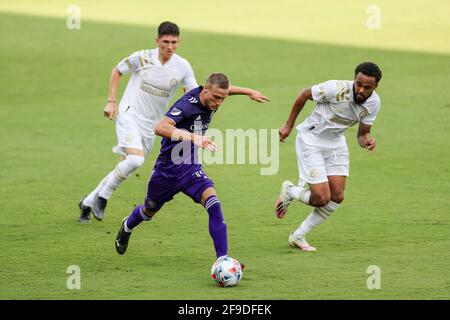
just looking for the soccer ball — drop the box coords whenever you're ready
[210,256,243,287]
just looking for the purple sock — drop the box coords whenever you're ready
[205,195,228,258]
[126,205,151,230]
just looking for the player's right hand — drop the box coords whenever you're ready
[104,102,116,120]
[194,135,218,152]
[279,123,293,143]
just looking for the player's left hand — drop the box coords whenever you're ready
[366,138,376,152]
[248,90,270,103]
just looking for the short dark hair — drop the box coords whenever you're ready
[354,62,382,83]
[206,73,230,89]
[157,21,180,37]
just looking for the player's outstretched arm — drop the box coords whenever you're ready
[155,117,184,139]
[155,117,218,152]
[228,85,270,103]
[357,123,376,152]
[279,88,312,142]
[103,67,123,120]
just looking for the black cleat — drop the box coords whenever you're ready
[78,197,91,223]
[115,217,131,255]
[92,194,107,221]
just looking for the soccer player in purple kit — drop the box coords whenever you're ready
[115,73,264,262]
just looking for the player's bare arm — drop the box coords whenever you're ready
[279,87,313,142]
[155,117,218,152]
[228,85,270,103]
[103,67,123,120]
[357,122,376,152]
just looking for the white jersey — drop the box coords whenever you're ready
[116,48,198,133]
[297,80,381,146]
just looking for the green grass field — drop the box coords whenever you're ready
[1,1,450,300]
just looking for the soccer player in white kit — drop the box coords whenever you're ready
[275,62,382,251]
[79,22,269,222]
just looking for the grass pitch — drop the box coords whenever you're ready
[0,3,449,300]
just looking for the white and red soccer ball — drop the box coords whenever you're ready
[211,256,243,287]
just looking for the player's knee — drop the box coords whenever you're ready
[331,192,345,204]
[311,193,331,207]
[126,155,145,171]
[142,206,157,219]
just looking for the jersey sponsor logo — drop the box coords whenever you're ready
[140,81,171,97]
[190,122,209,132]
[330,114,358,127]
[170,107,182,116]
[189,97,198,104]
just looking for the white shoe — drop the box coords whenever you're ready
[274,181,294,219]
[288,233,317,252]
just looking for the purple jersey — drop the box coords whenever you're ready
[154,86,216,179]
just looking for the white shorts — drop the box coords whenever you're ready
[295,130,349,185]
[113,110,156,156]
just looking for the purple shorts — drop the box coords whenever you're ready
[144,168,214,212]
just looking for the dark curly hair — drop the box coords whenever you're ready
[355,62,382,83]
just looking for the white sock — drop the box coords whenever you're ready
[292,200,339,238]
[83,176,109,207]
[98,155,145,199]
[287,186,311,204]
[124,219,132,233]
